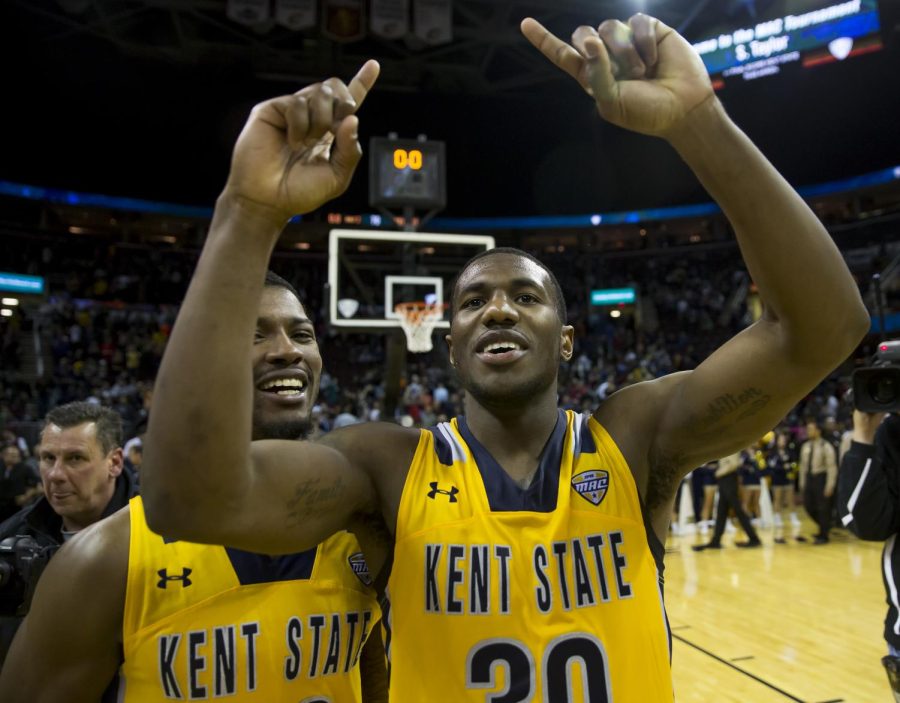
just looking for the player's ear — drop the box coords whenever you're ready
[560,325,574,362]
[445,334,456,366]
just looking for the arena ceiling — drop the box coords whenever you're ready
[3,1,900,217]
[10,0,798,96]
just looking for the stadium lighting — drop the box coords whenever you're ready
[1,309,13,317]
[1,298,18,306]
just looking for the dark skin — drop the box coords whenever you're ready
[142,13,866,598]
[0,288,389,703]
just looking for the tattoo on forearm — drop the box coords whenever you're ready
[694,387,772,438]
[285,476,344,527]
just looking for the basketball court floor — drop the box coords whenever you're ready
[667,520,886,702]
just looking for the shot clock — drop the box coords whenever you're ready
[368,136,446,210]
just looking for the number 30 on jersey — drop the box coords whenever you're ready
[466,634,611,702]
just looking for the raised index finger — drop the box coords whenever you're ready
[521,17,586,86]
[347,59,381,108]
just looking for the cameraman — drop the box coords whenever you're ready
[837,408,900,698]
[0,401,137,665]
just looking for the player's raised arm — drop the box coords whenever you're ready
[522,16,868,470]
[141,62,383,551]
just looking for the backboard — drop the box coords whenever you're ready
[327,229,495,330]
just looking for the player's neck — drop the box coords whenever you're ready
[464,389,559,484]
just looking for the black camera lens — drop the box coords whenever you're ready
[871,375,898,405]
[852,366,900,413]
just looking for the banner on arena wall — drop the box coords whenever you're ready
[371,0,409,39]
[413,0,452,45]
[226,0,270,26]
[322,0,366,42]
[0,273,44,295]
[274,0,317,31]
[591,288,636,305]
[691,0,882,84]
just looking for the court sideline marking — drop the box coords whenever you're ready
[673,632,808,702]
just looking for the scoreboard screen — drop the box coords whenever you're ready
[690,0,883,88]
[369,137,446,210]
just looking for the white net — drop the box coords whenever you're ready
[395,302,446,353]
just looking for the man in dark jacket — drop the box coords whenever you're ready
[0,445,41,522]
[0,401,137,663]
[838,410,900,700]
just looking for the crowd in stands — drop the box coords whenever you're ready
[0,222,884,476]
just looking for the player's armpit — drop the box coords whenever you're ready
[317,421,422,536]
[0,509,128,702]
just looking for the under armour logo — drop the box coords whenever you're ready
[427,481,459,502]
[157,568,192,589]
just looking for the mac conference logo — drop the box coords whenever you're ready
[571,470,609,506]
[348,552,373,587]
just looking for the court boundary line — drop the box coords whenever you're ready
[673,633,806,702]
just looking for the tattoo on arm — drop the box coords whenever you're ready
[285,476,345,528]
[692,387,772,440]
[645,388,771,513]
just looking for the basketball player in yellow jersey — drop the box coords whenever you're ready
[0,272,387,702]
[141,16,869,701]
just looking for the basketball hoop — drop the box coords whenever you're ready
[395,302,447,353]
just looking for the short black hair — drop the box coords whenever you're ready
[265,270,302,301]
[450,247,567,324]
[42,402,123,455]
[264,270,315,321]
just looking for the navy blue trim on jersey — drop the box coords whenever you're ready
[381,593,393,679]
[457,410,566,513]
[638,494,666,580]
[577,413,597,455]
[427,426,455,466]
[224,546,318,585]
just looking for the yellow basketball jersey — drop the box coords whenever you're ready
[387,410,672,702]
[121,496,380,701]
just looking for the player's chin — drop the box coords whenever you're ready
[255,411,313,441]
[467,373,542,406]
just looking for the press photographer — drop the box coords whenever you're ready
[0,401,137,666]
[838,339,900,699]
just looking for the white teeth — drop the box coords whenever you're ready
[261,378,307,391]
[483,341,521,353]
[276,389,301,396]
